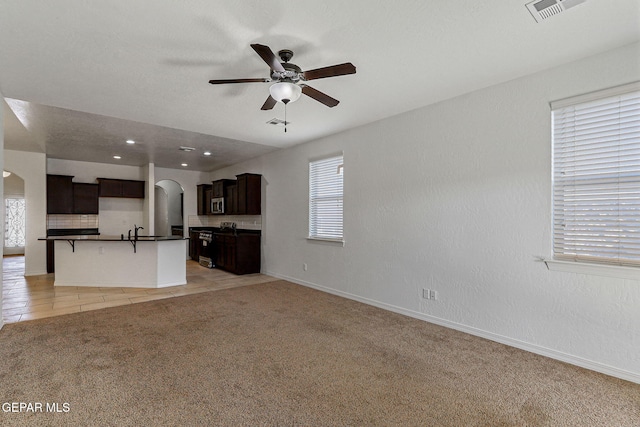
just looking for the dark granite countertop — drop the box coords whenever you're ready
[39,235,187,242]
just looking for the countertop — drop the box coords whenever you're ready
[39,235,188,242]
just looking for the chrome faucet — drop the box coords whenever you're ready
[134,225,144,240]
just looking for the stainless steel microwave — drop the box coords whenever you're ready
[211,197,225,214]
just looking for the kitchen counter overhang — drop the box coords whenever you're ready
[39,235,188,288]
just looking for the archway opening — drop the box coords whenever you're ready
[154,180,184,236]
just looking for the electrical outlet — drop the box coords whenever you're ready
[303,263,308,271]
[423,288,438,300]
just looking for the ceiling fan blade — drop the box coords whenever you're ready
[261,96,277,110]
[208,78,270,84]
[303,63,356,81]
[301,85,340,108]
[250,44,286,73]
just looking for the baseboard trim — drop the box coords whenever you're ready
[266,271,640,384]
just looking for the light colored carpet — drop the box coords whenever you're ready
[0,280,638,426]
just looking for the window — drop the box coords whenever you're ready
[5,198,26,247]
[309,154,344,241]
[552,82,640,267]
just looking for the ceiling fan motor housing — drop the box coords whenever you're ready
[272,63,303,82]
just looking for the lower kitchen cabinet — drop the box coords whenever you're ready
[213,233,260,275]
[189,230,201,260]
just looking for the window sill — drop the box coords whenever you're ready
[306,237,345,246]
[543,259,640,280]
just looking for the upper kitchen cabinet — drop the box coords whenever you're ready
[97,178,145,198]
[47,174,74,214]
[212,179,236,198]
[197,184,212,215]
[236,173,261,215]
[72,183,99,214]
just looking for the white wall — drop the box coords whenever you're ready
[4,150,47,275]
[211,42,640,382]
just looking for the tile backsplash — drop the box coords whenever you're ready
[47,214,99,230]
[188,215,261,230]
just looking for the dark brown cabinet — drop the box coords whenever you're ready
[46,240,55,273]
[72,183,99,214]
[213,232,260,275]
[197,184,212,215]
[200,173,261,216]
[225,184,238,215]
[47,175,74,214]
[97,178,145,198]
[189,230,201,260]
[212,179,235,198]
[236,173,261,215]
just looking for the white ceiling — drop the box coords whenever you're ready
[1,0,638,172]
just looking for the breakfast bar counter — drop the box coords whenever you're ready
[39,235,188,288]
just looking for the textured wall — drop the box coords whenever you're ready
[211,42,640,381]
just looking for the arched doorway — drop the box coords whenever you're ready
[154,180,184,236]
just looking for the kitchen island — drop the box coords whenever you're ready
[40,235,187,288]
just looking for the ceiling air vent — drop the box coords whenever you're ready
[266,118,289,127]
[526,0,587,23]
[178,146,195,152]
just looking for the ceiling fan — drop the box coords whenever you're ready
[208,44,356,110]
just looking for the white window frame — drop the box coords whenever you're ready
[547,82,640,278]
[308,154,344,244]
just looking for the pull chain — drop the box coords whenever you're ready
[284,102,287,133]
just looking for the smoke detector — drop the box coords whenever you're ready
[526,0,587,23]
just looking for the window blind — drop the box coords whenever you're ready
[309,155,343,240]
[552,83,640,266]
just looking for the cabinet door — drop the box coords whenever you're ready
[236,175,248,215]
[46,240,55,273]
[98,178,145,198]
[204,189,213,215]
[235,234,260,274]
[189,231,200,260]
[98,179,123,197]
[121,180,145,198]
[47,175,74,214]
[72,183,99,214]
[236,173,261,215]
[225,236,237,272]
[197,185,212,215]
[225,185,237,215]
[212,181,223,198]
[213,235,225,267]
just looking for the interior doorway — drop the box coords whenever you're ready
[154,180,184,236]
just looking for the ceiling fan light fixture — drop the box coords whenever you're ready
[269,82,301,104]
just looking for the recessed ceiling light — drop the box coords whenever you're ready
[203,151,211,156]
[113,155,121,159]
[126,139,135,144]
[181,163,188,167]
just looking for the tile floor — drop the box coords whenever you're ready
[2,256,277,324]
